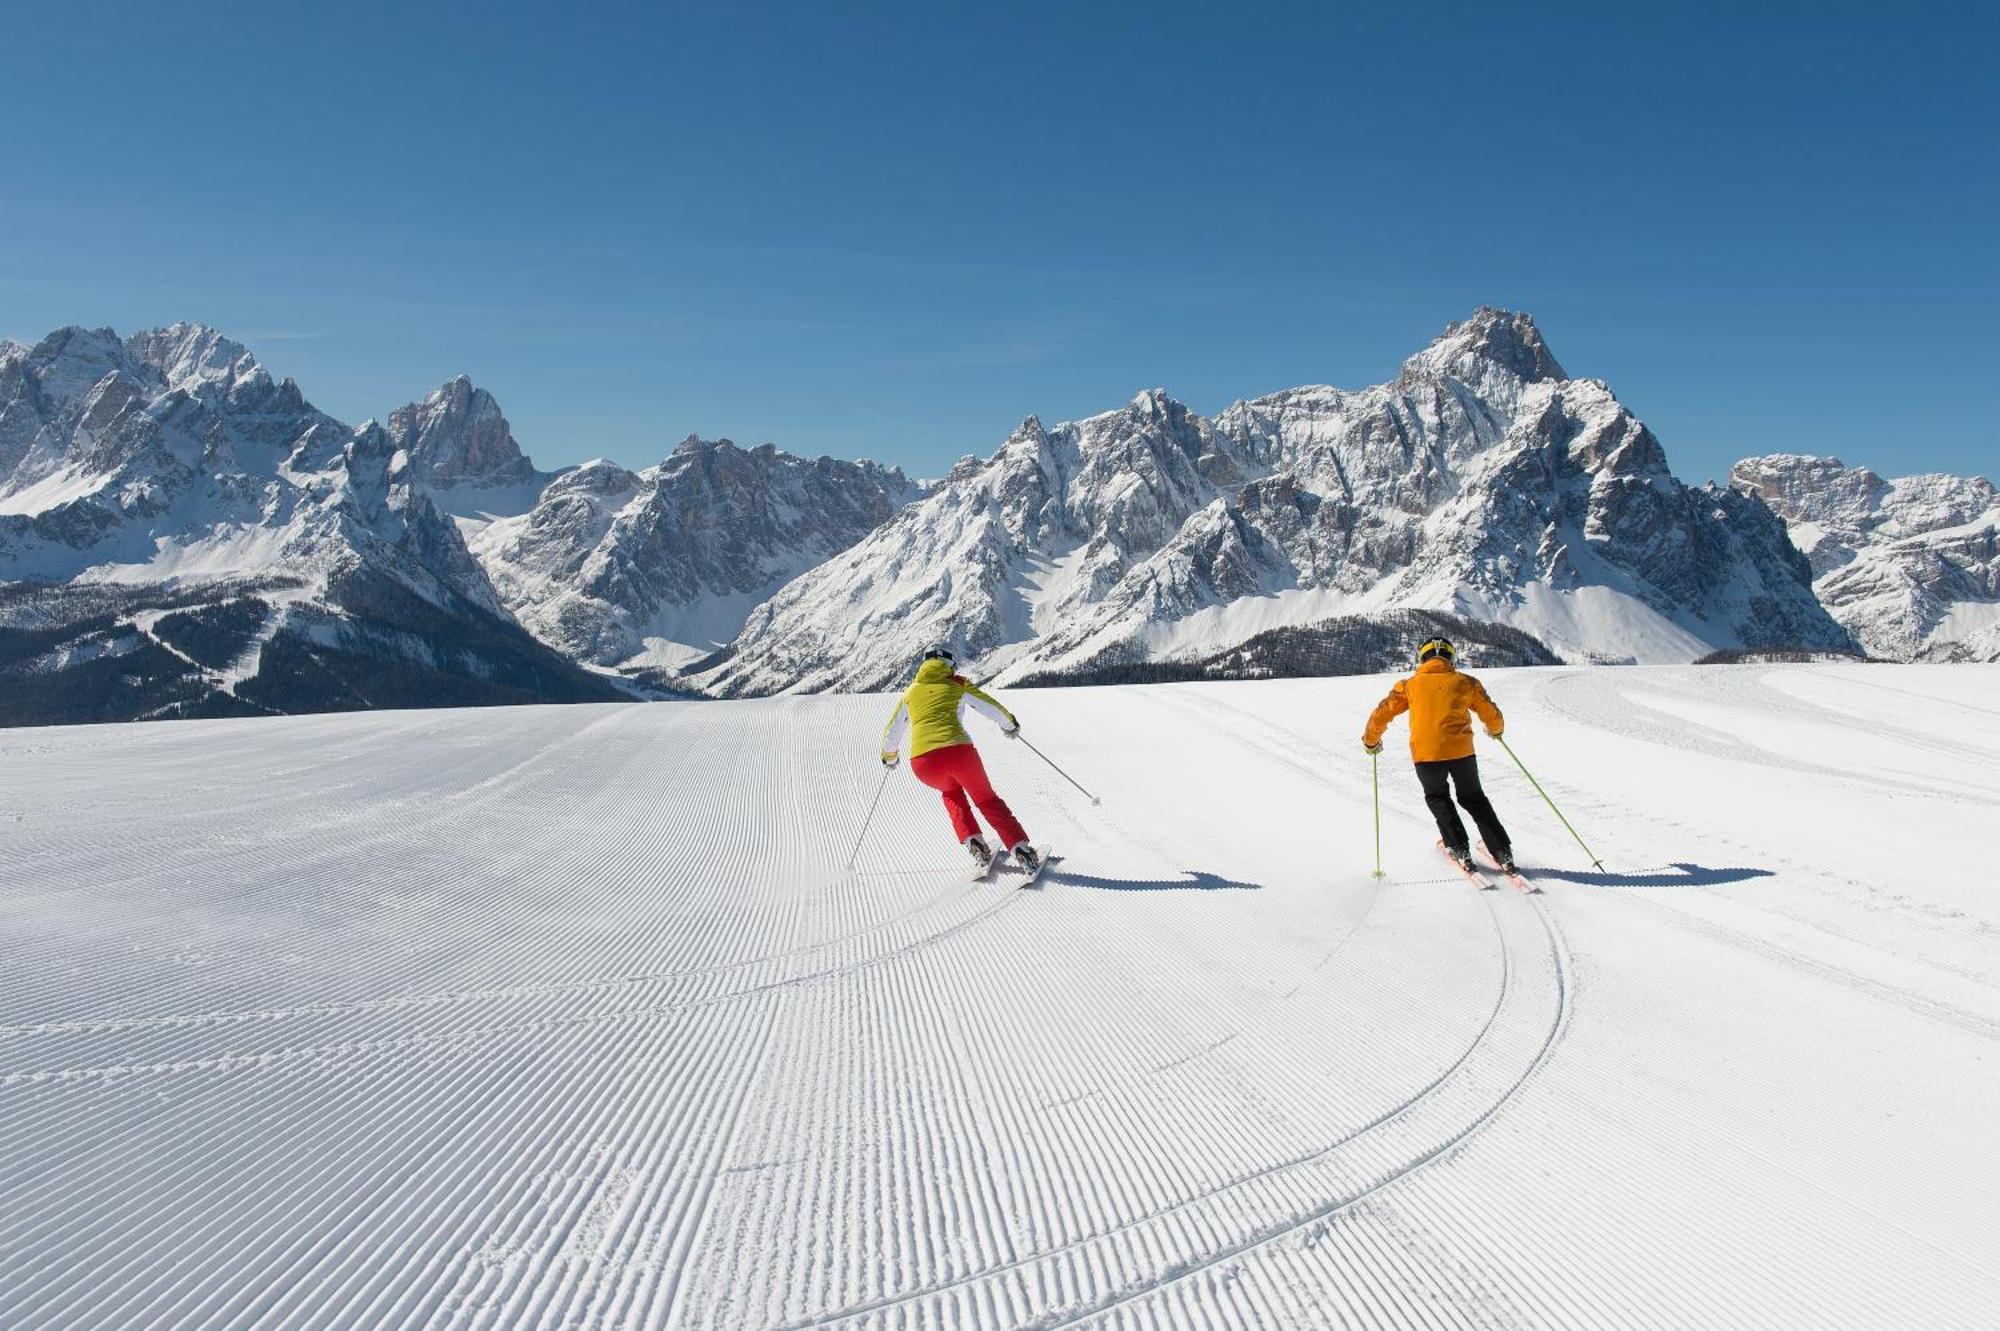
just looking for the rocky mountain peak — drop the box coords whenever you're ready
[1403,306,1566,387]
[385,375,536,491]
[661,433,914,493]
[1730,454,1886,531]
[945,452,987,483]
[1122,387,1205,433]
[545,457,644,499]
[19,326,131,399]
[661,435,772,483]
[1730,454,1998,541]
[991,415,1049,459]
[1729,452,1999,661]
[125,323,266,398]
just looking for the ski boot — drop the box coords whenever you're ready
[1492,849,1518,875]
[964,834,994,868]
[1011,843,1042,875]
[1446,845,1476,873]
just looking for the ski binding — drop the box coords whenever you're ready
[1012,848,1059,890]
[1478,842,1539,894]
[1438,840,1496,890]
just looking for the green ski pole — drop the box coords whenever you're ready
[1370,750,1385,879]
[1497,735,1604,870]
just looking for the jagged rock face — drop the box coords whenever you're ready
[1732,455,2000,661]
[472,438,922,668]
[466,460,647,664]
[0,326,615,724]
[715,391,1268,693]
[2,322,927,720]
[0,326,501,611]
[704,307,1847,695]
[384,375,543,506]
[0,325,332,578]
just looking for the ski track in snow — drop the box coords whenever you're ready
[2,664,1998,1328]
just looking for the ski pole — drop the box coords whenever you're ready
[1370,750,1385,879]
[1496,735,1604,870]
[844,764,893,870]
[1016,734,1102,806]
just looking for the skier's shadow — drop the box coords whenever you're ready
[1535,862,1775,889]
[1047,868,1262,892]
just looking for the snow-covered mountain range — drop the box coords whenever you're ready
[699,308,1847,695]
[1731,454,2000,661]
[0,325,618,724]
[471,439,921,672]
[7,309,1988,726]
[0,324,927,724]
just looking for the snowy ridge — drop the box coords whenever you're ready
[3,663,1996,1327]
[1732,453,2000,661]
[0,326,618,722]
[470,437,923,670]
[701,309,1844,695]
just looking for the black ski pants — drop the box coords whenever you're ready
[1415,755,1511,859]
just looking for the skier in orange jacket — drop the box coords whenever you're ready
[1362,636,1516,874]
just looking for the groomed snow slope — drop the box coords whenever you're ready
[3,665,1997,1329]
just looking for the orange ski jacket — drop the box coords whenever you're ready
[1362,657,1504,763]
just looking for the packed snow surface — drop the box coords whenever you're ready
[3,665,1997,1329]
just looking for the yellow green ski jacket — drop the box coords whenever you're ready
[881,658,1018,761]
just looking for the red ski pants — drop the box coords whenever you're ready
[908,742,1028,849]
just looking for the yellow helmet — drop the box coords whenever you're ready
[1416,636,1456,665]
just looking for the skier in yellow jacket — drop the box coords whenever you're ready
[881,646,1040,873]
[1362,636,1516,874]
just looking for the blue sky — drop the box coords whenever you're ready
[3,1,1993,483]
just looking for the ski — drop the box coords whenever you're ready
[1477,842,1539,894]
[1438,840,1496,890]
[1012,849,1059,890]
[970,849,1009,883]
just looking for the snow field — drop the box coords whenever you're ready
[1,664,1997,1328]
